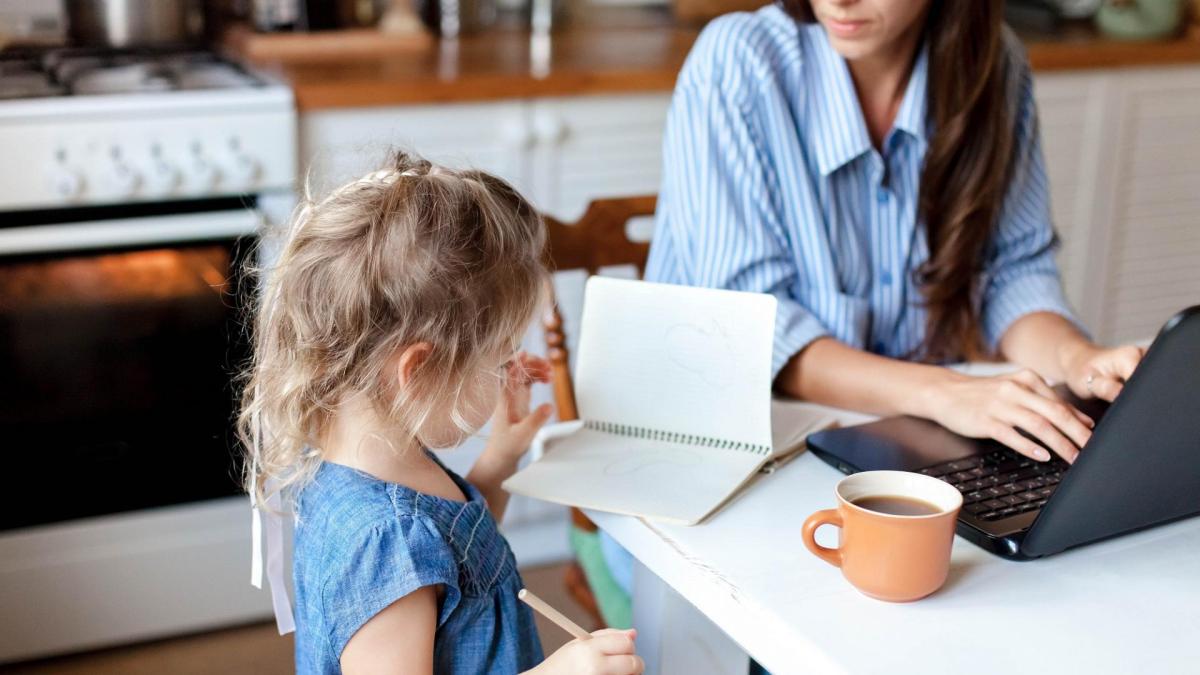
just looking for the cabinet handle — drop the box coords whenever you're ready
[500,120,535,150]
[533,114,568,145]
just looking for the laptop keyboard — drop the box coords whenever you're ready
[918,449,1069,522]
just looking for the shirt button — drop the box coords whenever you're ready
[880,270,893,286]
[876,188,889,204]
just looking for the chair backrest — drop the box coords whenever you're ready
[541,196,657,422]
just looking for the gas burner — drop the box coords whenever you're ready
[0,47,264,100]
[0,59,66,99]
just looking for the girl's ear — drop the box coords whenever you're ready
[392,342,433,389]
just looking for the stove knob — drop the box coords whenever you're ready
[226,153,262,189]
[106,163,142,197]
[145,161,182,195]
[50,167,86,200]
[189,157,222,192]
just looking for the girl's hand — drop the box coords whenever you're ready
[484,352,554,465]
[926,369,1094,464]
[531,629,643,675]
[1062,343,1145,402]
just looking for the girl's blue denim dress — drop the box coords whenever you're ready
[292,454,543,674]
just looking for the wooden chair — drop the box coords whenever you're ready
[540,195,657,628]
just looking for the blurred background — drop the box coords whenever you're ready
[0,0,1198,672]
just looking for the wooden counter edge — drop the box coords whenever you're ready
[236,26,1200,111]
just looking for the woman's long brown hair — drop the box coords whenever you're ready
[780,0,1014,361]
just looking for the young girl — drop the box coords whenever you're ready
[240,152,643,675]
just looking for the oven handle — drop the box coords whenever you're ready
[0,209,262,256]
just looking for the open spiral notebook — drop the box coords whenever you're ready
[503,277,836,525]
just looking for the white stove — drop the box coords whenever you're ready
[0,46,295,664]
[0,48,294,214]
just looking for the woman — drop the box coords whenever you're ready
[592,0,1147,634]
[646,0,1145,463]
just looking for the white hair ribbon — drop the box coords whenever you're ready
[249,399,296,635]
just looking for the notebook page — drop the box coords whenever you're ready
[503,427,764,525]
[575,277,777,451]
[770,398,840,457]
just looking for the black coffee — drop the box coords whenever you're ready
[852,495,942,516]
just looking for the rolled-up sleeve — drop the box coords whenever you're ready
[646,72,828,377]
[980,61,1085,351]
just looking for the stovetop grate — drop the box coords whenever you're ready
[0,47,264,100]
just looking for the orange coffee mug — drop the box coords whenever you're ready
[802,470,963,602]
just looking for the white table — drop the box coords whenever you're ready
[587,400,1200,675]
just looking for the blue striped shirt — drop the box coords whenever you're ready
[645,6,1080,376]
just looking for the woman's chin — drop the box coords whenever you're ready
[825,34,882,62]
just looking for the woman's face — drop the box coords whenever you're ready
[810,0,931,61]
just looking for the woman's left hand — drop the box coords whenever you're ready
[1063,343,1146,402]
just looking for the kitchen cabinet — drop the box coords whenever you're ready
[528,95,671,222]
[300,93,672,222]
[1036,65,1200,344]
[300,100,532,197]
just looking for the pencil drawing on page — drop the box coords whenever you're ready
[664,319,736,388]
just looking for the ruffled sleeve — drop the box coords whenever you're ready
[320,514,461,659]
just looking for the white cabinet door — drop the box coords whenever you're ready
[1100,67,1200,344]
[299,101,532,197]
[1033,71,1109,330]
[529,94,671,222]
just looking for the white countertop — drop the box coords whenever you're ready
[587,399,1200,675]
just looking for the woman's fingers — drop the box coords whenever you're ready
[1087,373,1124,402]
[999,404,1078,463]
[1013,381,1092,449]
[1106,345,1144,381]
[1082,344,1144,401]
[989,423,1052,463]
[1012,369,1095,431]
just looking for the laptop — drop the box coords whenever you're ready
[806,305,1200,560]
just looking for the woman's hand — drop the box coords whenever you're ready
[1061,343,1145,402]
[529,629,644,675]
[484,352,554,465]
[924,369,1095,464]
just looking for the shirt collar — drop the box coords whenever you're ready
[807,27,929,176]
[892,42,929,146]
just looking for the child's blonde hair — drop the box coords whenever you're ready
[239,151,547,506]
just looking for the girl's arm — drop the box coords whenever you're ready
[340,587,438,674]
[341,587,644,675]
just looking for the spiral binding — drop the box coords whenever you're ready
[584,419,772,456]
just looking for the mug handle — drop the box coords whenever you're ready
[802,509,844,568]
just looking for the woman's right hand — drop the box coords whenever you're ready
[532,629,643,675]
[925,369,1094,464]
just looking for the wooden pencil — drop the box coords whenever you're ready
[518,588,591,640]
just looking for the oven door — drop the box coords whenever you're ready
[0,207,259,532]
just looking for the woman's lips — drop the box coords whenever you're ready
[825,17,869,38]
